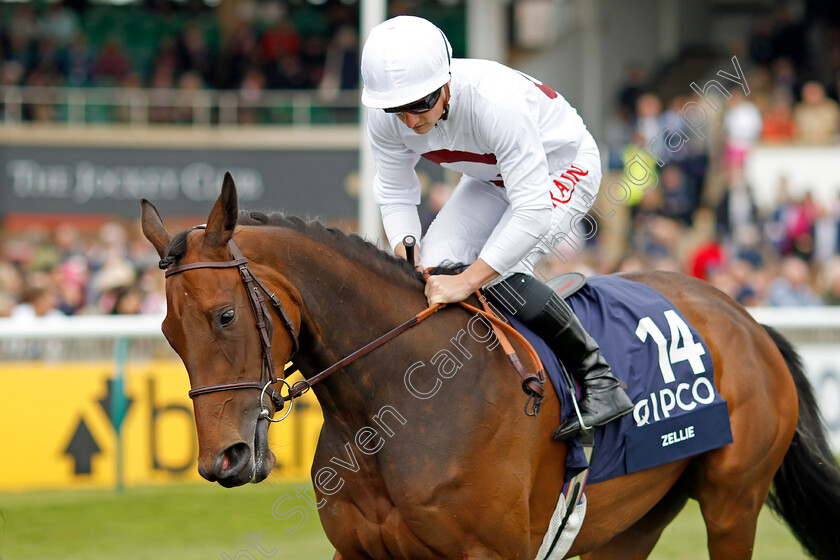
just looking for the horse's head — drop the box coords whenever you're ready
[141,173,300,487]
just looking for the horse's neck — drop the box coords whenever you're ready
[274,233,430,417]
[265,230,560,485]
[273,232,525,429]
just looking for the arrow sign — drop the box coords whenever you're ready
[63,418,101,475]
[97,379,133,431]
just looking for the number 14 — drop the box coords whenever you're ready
[635,310,706,383]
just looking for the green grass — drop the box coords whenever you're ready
[0,483,809,559]
[0,482,334,560]
[651,501,808,560]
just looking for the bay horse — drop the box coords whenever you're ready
[141,173,840,559]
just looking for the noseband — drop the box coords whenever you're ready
[162,230,299,422]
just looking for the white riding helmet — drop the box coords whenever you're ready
[361,16,452,109]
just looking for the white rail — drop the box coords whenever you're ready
[1,308,838,340]
[0,314,165,340]
[0,85,360,127]
[748,307,840,330]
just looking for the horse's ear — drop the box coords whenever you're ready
[205,172,238,249]
[141,199,172,259]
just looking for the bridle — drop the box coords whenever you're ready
[162,229,300,423]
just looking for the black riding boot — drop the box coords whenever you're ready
[485,274,634,440]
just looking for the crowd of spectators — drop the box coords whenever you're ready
[0,1,463,122]
[0,0,362,119]
[583,2,840,307]
[0,0,465,93]
[0,221,164,318]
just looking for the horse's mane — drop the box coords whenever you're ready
[160,211,426,283]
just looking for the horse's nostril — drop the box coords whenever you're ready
[220,442,251,476]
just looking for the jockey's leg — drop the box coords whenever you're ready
[418,176,508,269]
[479,136,632,438]
[485,274,633,439]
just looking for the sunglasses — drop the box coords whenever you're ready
[384,87,443,115]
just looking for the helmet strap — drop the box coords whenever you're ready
[440,83,451,121]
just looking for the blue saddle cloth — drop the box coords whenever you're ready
[505,275,733,484]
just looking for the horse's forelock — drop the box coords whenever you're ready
[158,229,190,269]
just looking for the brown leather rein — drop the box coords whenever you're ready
[161,233,547,421]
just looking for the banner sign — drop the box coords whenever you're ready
[0,146,359,219]
[0,360,323,492]
[0,144,444,220]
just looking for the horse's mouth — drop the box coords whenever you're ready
[200,416,276,488]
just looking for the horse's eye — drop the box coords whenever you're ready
[219,308,236,327]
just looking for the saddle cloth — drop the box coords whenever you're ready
[505,275,733,483]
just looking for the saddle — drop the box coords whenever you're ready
[546,272,587,300]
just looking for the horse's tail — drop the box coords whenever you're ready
[762,324,840,560]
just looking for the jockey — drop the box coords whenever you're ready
[361,15,633,439]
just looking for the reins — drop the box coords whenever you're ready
[460,297,546,415]
[285,296,547,415]
[161,231,546,421]
[285,303,442,400]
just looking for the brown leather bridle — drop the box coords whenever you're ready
[162,230,300,422]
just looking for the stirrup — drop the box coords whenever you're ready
[554,402,633,440]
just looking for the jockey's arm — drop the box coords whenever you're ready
[367,109,424,252]
[427,102,555,305]
[471,101,554,276]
